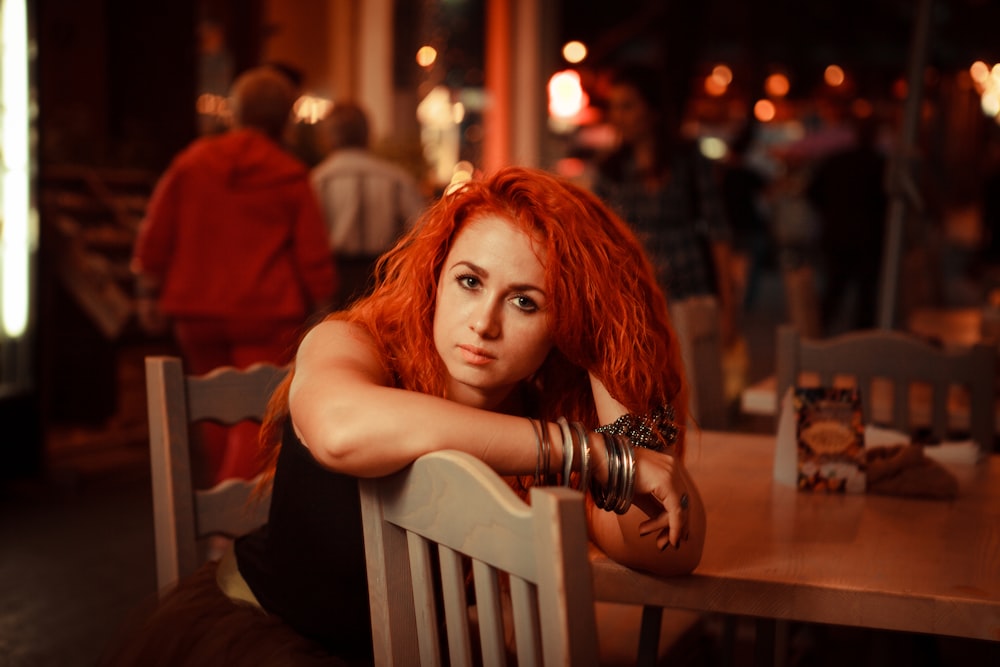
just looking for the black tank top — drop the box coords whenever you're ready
[235,420,373,660]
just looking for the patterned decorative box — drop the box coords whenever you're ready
[795,387,866,493]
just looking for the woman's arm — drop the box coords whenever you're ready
[289,319,552,478]
[291,319,704,575]
[586,373,706,577]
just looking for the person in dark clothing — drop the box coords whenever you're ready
[721,120,773,309]
[807,114,888,332]
[591,63,738,344]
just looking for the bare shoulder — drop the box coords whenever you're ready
[296,318,389,382]
[299,318,373,353]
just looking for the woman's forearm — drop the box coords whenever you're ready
[292,377,552,477]
[586,372,705,576]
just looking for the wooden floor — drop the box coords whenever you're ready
[1,270,996,666]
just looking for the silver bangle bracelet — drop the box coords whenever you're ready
[529,418,543,486]
[571,421,590,494]
[615,434,637,514]
[558,417,574,488]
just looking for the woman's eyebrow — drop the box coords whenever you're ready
[450,260,487,276]
[510,282,546,295]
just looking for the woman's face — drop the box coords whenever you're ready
[433,215,553,409]
[607,82,656,146]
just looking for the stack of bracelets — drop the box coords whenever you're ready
[527,405,676,515]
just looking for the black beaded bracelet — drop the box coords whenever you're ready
[594,404,678,451]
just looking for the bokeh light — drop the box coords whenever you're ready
[562,40,587,64]
[711,64,733,86]
[753,98,776,122]
[970,60,990,85]
[704,74,727,97]
[416,45,437,68]
[765,73,790,98]
[699,136,727,160]
[547,69,588,119]
[293,95,333,124]
[824,64,845,87]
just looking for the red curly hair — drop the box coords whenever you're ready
[258,166,689,481]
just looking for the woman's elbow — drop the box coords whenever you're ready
[291,409,367,473]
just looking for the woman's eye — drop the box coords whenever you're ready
[512,295,538,312]
[458,274,480,289]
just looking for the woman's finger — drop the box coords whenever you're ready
[633,495,670,531]
[636,487,689,546]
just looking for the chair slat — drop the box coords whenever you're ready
[509,576,541,667]
[670,296,728,429]
[472,559,506,667]
[405,531,444,667]
[144,356,287,596]
[437,543,473,667]
[194,475,270,536]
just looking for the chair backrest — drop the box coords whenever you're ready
[775,325,996,450]
[670,295,728,429]
[781,265,822,339]
[144,355,287,595]
[360,450,599,667]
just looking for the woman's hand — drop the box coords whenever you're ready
[585,370,704,575]
[585,434,704,576]
[630,446,694,550]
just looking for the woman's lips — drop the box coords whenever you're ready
[458,344,495,365]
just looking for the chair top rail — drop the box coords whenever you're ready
[380,450,546,579]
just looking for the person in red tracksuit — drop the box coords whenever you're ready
[132,66,336,486]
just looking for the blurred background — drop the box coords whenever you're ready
[2,1,1000,663]
[6,0,999,472]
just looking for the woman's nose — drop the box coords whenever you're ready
[470,302,501,339]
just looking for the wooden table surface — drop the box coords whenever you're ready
[589,430,1000,641]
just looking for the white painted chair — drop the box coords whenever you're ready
[144,355,287,595]
[776,325,996,450]
[670,295,729,429]
[359,449,599,667]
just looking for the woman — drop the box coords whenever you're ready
[102,166,705,666]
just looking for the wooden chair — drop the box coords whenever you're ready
[776,324,996,451]
[669,295,728,430]
[144,355,287,595]
[781,264,822,339]
[359,449,599,667]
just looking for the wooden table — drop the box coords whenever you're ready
[590,430,1000,643]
